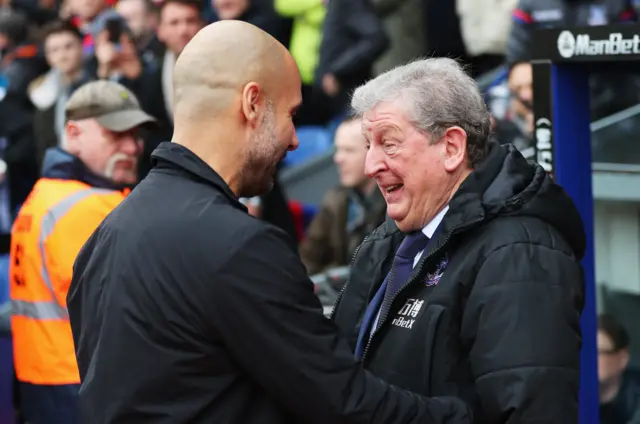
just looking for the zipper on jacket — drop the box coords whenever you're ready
[329,235,369,320]
[360,216,484,363]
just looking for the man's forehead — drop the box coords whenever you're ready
[361,109,404,136]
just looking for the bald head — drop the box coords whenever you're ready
[170,20,302,198]
[173,20,291,120]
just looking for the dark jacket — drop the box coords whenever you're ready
[316,0,388,114]
[67,142,472,424]
[332,143,586,423]
[0,43,48,210]
[600,369,640,424]
[236,0,293,48]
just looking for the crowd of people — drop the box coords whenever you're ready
[1,0,640,422]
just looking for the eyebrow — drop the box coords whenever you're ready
[365,124,401,139]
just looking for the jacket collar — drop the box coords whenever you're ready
[41,147,127,191]
[150,142,245,209]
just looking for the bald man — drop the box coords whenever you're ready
[67,21,471,424]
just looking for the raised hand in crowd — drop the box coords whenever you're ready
[95,30,142,80]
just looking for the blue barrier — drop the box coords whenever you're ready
[284,126,333,167]
[0,253,12,423]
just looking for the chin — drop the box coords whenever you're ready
[388,206,413,232]
[113,172,137,185]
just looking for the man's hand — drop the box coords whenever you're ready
[322,74,340,97]
[95,32,142,80]
[95,32,119,79]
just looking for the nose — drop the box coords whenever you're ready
[120,134,140,156]
[364,144,385,178]
[288,130,299,152]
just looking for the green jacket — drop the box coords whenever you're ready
[275,0,326,85]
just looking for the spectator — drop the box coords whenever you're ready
[371,0,424,76]
[274,0,326,126]
[300,116,386,275]
[29,19,90,170]
[492,60,535,161]
[598,313,640,424]
[66,0,113,54]
[10,80,155,424]
[316,0,388,123]
[86,10,143,83]
[456,0,515,76]
[116,0,164,68]
[0,8,46,214]
[213,0,292,47]
[136,0,203,178]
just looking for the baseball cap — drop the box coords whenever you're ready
[65,80,157,132]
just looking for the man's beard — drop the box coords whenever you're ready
[104,152,138,184]
[240,106,284,198]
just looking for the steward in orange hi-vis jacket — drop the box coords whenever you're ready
[10,80,155,424]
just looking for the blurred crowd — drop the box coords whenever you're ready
[0,0,520,236]
[2,0,640,421]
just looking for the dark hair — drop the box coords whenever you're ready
[598,313,630,352]
[42,19,83,42]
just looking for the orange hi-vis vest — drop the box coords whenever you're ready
[10,178,127,385]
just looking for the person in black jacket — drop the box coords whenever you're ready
[314,0,388,123]
[66,21,472,424]
[332,57,586,423]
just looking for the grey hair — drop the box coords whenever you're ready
[351,58,491,167]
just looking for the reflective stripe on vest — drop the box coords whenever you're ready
[11,187,115,321]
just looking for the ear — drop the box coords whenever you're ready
[441,126,467,172]
[64,121,82,155]
[241,82,262,127]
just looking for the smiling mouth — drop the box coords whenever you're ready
[384,184,403,194]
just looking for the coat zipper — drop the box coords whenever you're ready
[360,216,485,363]
[329,235,369,320]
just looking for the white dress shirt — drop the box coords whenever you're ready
[413,205,449,267]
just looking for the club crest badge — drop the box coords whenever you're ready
[425,256,448,286]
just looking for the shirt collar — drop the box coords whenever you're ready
[421,205,449,239]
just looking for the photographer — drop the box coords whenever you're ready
[85,11,142,85]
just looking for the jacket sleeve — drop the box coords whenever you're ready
[461,241,584,423]
[505,0,535,65]
[209,226,472,424]
[326,0,389,78]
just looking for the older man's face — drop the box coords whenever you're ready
[362,100,452,232]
